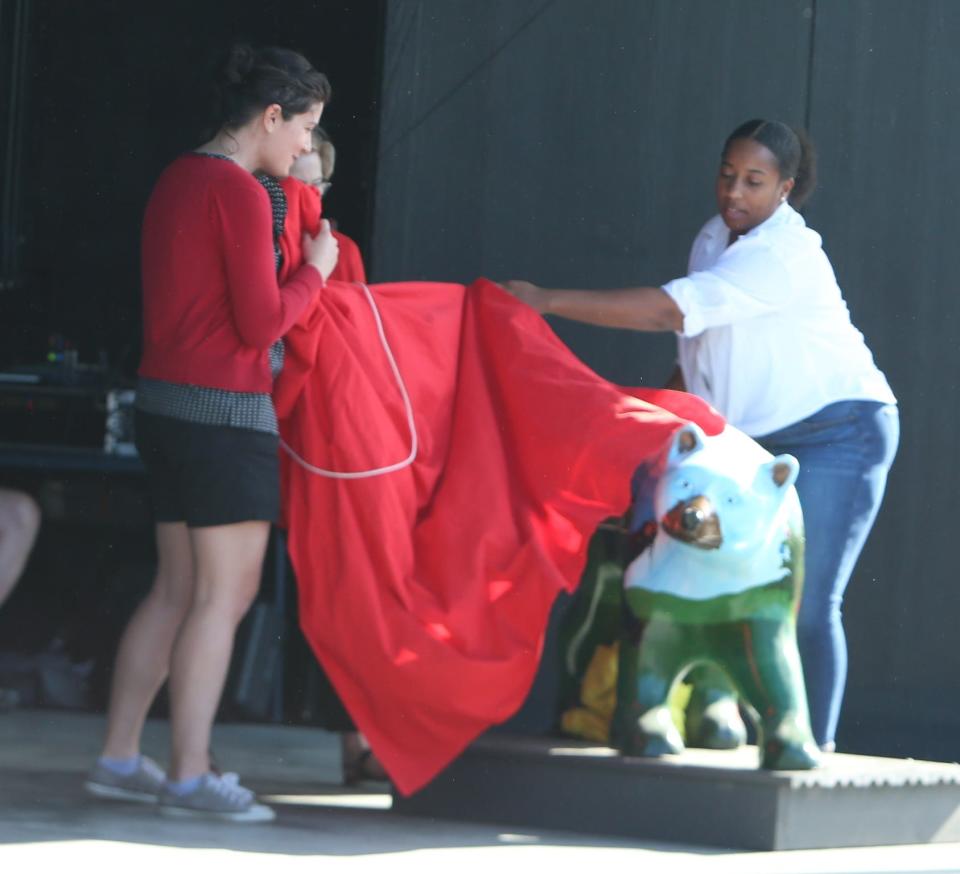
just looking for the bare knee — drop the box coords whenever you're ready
[230,578,261,623]
[223,570,261,622]
[18,494,41,541]
[0,492,41,600]
[2,492,41,545]
[188,521,269,624]
[0,490,40,572]
[148,567,195,617]
[191,570,261,625]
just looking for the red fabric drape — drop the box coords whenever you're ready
[278,176,365,286]
[328,230,365,285]
[275,177,723,795]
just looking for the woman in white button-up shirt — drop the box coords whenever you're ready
[505,119,898,753]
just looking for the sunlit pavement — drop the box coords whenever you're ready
[1,710,958,873]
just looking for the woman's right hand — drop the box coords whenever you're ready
[502,279,550,313]
[303,219,340,280]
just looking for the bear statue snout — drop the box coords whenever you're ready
[662,496,723,549]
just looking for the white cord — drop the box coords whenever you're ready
[279,282,418,479]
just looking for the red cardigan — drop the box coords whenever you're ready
[138,154,323,393]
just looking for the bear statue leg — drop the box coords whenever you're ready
[709,620,820,770]
[613,616,688,758]
[684,663,748,750]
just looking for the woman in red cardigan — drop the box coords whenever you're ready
[84,44,339,823]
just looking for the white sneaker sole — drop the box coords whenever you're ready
[158,802,276,823]
[84,781,159,804]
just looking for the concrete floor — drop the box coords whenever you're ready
[1,709,959,873]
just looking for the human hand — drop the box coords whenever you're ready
[303,219,339,280]
[502,279,549,313]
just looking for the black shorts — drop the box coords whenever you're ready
[134,410,280,527]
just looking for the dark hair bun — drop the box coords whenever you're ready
[208,43,332,134]
[220,43,256,87]
[790,127,817,209]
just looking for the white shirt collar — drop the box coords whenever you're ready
[704,201,804,244]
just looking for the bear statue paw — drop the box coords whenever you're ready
[622,731,685,758]
[761,737,821,771]
[685,700,748,751]
[621,707,685,758]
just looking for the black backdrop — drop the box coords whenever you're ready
[0,0,384,708]
[372,0,960,760]
[1,0,384,377]
[4,0,960,760]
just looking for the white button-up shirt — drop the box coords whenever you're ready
[662,203,895,437]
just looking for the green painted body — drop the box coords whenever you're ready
[559,423,820,770]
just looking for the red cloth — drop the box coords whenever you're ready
[275,186,724,795]
[278,176,366,285]
[330,231,366,284]
[139,155,322,392]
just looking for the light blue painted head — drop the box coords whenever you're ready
[657,424,799,558]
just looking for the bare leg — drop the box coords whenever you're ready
[0,489,41,610]
[101,522,194,759]
[167,521,269,781]
[341,731,388,783]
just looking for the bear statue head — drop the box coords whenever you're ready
[620,422,818,769]
[655,423,799,560]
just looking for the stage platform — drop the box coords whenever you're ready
[393,734,960,851]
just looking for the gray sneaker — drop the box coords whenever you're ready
[84,755,166,803]
[158,773,275,823]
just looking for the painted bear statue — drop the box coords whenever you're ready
[613,422,820,770]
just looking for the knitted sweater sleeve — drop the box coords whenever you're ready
[212,180,323,349]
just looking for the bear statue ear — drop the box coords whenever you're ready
[668,423,706,465]
[761,454,799,490]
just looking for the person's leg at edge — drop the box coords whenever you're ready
[166,520,269,781]
[761,402,899,749]
[100,521,195,759]
[341,731,389,784]
[0,489,41,610]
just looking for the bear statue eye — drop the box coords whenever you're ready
[678,479,691,491]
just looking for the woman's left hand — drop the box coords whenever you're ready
[502,280,549,313]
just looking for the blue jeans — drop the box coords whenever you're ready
[756,400,899,747]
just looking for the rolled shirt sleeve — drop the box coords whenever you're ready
[663,237,793,338]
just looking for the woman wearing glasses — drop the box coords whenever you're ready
[290,127,366,285]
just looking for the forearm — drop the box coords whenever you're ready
[540,286,684,332]
[228,264,322,349]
